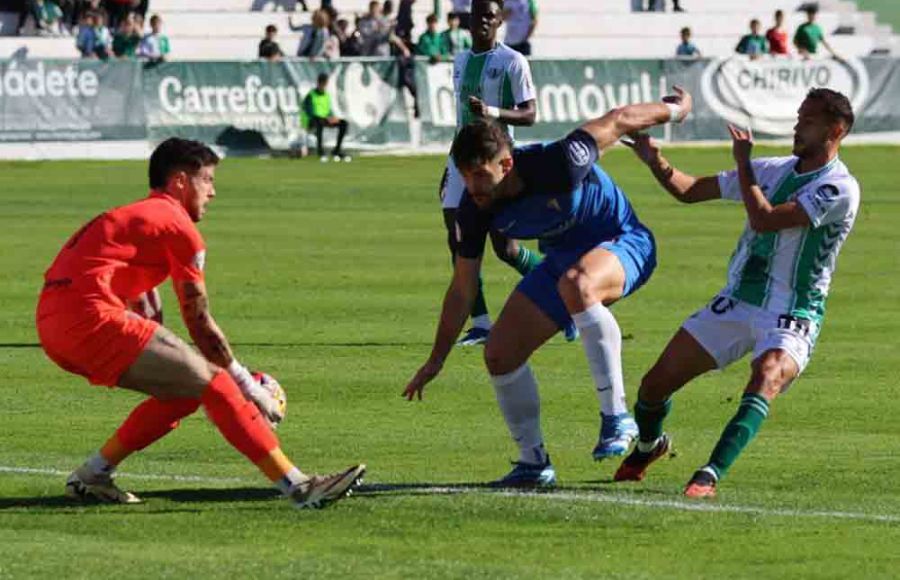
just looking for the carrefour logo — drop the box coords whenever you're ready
[700,57,869,135]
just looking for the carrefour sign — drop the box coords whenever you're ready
[700,57,869,135]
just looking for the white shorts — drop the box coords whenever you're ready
[682,295,820,383]
[439,157,466,209]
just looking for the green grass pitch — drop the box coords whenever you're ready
[0,146,898,578]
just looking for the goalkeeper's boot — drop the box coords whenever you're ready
[614,433,672,482]
[489,457,556,489]
[65,465,142,504]
[683,468,717,499]
[290,464,366,509]
[457,326,490,346]
[592,412,639,460]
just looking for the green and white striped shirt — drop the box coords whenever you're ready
[717,156,860,323]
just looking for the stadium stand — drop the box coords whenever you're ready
[0,0,896,59]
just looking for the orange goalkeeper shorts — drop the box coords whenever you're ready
[37,294,158,387]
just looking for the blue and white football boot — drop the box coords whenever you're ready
[490,457,557,489]
[592,413,639,460]
[457,326,490,346]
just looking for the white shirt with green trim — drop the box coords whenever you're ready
[717,156,860,322]
[452,42,536,140]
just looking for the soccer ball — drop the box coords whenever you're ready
[252,371,287,428]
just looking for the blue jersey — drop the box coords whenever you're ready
[455,129,646,259]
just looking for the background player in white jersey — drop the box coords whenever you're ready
[614,89,860,498]
[441,0,544,346]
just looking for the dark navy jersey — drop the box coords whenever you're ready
[455,129,645,259]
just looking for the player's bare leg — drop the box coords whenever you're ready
[615,329,716,482]
[67,327,364,508]
[483,290,559,487]
[685,349,798,498]
[556,247,638,460]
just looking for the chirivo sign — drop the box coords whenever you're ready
[700,57,869,135]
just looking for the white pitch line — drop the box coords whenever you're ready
[2,465,898,524]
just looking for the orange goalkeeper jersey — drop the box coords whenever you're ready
[40,191,206,311]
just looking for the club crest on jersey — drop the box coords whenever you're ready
[546,198,561,212]
[566,140,592,167]
[487,67,502,79]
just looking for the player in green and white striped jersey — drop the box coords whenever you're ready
[613,88,860,498]
[439,0,542,346]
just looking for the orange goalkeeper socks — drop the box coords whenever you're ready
[84,397,202,476]
[113,397,202,458]
[201,371,280,464]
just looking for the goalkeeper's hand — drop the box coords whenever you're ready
[228,362,285,428]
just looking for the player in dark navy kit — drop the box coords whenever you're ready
[403,87,693,487]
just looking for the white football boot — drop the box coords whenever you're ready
[290,464,366,509]
[65,465,142,504]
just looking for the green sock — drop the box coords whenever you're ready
[471,274,488,319]
[635,398,672,443]
[705,393,769,480]
[513,246,542,276]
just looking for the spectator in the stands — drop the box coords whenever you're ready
[258,24,285,60]
[76,10,111,59]
[357,1,409,57]
[675,26,700,58]
[735,18,768,59]
[103,0,137,31]
[395,0,415,46]
[765,9,789,56]
[302,72,351,162]
[292,8,338,59]
[112,12,141,57]
[451,0,471,30]
[639,1,684,12]
[336,18,362,56]
[138,13,170,62]
[504,0,538,56]
[417,13,448,63]
[23,0,65,35]
[794,6,838,59]
[442,11,471,55]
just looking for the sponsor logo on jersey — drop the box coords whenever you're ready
[700,57,869,136]
[810,183,839,213]
[192,250,206,272]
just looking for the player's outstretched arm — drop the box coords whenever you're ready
[728,124,811,232]
[174,279,284,423]
[626,133,721,204]
[578,86,692,152]
[403,257,481,401]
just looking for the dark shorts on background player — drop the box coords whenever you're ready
[517,225,657,329]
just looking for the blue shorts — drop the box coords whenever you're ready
[517,225,657,330]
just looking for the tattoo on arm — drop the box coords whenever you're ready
[176,280,235,368]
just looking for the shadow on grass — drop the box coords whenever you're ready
[0,487,280,510]
[0,481,676,510]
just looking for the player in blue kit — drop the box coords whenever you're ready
[403,88,693,486]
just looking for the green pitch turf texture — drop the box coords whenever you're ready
[0,146,898,578]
